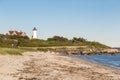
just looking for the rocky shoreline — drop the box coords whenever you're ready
[57,48,120,55]
[37,46,120,55]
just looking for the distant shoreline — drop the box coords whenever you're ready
[0,47,119,56]
[36,47,120,55]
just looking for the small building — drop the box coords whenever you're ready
[32,27,37,39]
[7,30,27,37]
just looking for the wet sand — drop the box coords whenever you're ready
[0,52,120,80]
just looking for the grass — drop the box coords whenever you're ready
[0,47,54,55]
[20,47,38,52]
[0,45,110,55]
[0,47,38,55]
[0,47,45,55]
[0,48,24,55]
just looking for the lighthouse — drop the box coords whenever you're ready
[32,27,37,39]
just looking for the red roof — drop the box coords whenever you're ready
[8,30,26,36]
[9,31,14,34]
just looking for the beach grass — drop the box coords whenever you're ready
[0,45,114,55]
[0,47,50,55]
[0,48,24,55]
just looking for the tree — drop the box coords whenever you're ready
[47,36,68,42]
[72,37,87,43]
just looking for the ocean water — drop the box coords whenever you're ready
[72,53,120,69]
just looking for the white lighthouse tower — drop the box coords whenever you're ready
[32,27,37,39]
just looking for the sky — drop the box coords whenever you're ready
[0,0,120,47]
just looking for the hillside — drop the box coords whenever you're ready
[0,34,109,49]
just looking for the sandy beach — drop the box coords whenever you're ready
[0,52,120,80]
